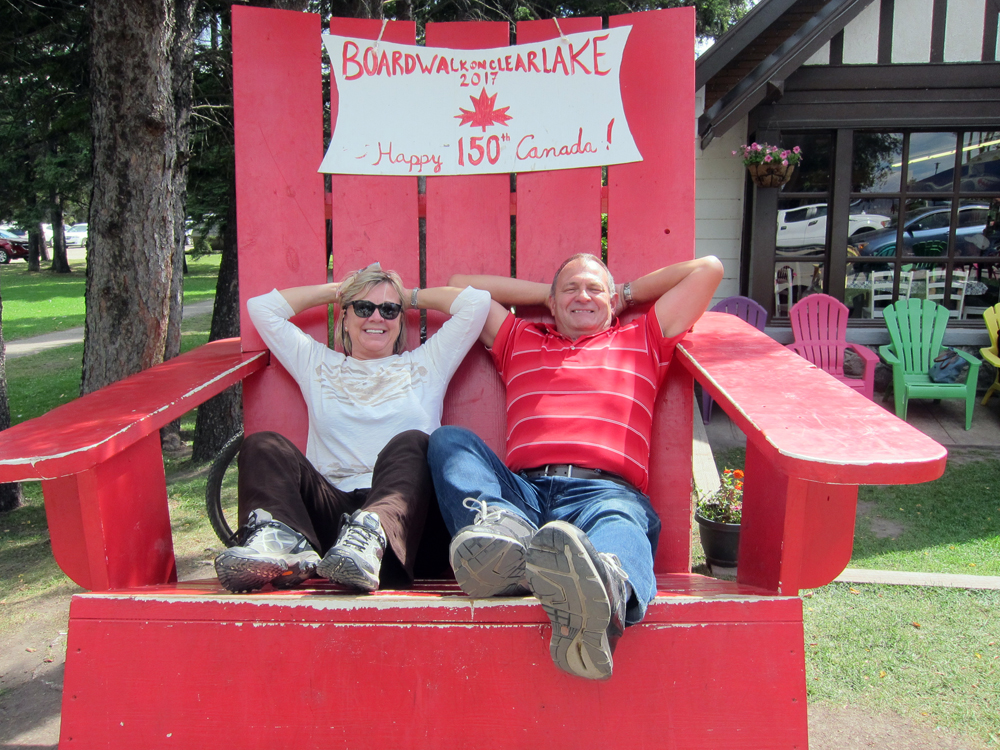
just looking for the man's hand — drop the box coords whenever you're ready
[620,257,724,339]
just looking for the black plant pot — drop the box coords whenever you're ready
[695,513,740,570]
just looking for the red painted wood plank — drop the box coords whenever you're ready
[514,18,603,282]
[41,435,177,591]
[233,7,327,351]
[607,8,695,275]
[68,572,798,625]
[0,340,266,483]
[328,18,419,287]
[598,10,697,575]
[677,313,948,484]
[425,21,511,456]
[233,7,327,450]
[424,20,511,285]
[60,592,806,749]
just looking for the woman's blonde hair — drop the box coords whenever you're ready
[336,267,408,356]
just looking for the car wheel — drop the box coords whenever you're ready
[0,249,9,264]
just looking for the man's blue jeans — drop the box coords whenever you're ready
[428,426,661,625]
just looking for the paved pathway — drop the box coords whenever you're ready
[4,299,215,359]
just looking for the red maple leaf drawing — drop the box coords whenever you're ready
[455,89,513,131]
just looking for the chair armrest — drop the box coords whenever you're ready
[0,339,268,592]
[879,344,900,365]
[0,339,267,482]
[953,348,982,370]
[980,347,1000,367]
[676,313,946,595]
[846,342,879,366]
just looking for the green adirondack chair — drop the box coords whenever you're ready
[880,298,982,429]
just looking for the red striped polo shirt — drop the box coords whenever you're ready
[490,310,683,492]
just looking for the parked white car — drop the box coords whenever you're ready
[64,223,88,247]
[776,204,890,248]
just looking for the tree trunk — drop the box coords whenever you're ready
[191,183,241,462]
[82,0,184,395]
[49,189,72,274]
[0,292,23,513]
[27,224,44,272]
[161,0,197,451]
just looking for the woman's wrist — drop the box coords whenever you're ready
[409,287,420,309]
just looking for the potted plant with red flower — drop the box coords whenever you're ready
[695,468,744,573]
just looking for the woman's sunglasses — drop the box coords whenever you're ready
[345,300,403,320]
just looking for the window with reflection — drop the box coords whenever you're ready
[844,131,1000,321]
[771,133,834,318]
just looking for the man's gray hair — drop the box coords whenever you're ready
[549,253,616,298]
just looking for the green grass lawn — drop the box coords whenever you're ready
[712,445,1000,746]
[0,252,220,341]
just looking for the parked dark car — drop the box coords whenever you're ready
[0,230,29,264]
[856,204,992,259]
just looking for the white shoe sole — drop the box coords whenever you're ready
[450,528,529,597]
[525,522,613,680]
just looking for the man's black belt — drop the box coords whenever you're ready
[522,464,634,489]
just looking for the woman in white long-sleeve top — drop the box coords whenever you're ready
[214,265,491,594]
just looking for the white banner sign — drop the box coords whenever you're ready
[320,27,641,176]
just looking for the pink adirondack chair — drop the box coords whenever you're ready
[701,295,768,423]
[0,8,947,749]
[787,293,880,400]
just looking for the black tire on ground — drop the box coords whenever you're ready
[206,431,244,546]
[0,249,9,264]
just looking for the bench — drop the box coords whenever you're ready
[0,7,947,748]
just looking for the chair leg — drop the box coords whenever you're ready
[982,377,1000,406]
[966,389,976,430]
[893,374,907,420]
[701,393,714,424]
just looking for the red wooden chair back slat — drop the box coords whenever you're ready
[328,18,422,360]
[610,8,696,573]
[234,8,327,449]
[514,17,604,281]
[424,21,515,458]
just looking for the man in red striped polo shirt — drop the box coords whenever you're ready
[428,253,722,680]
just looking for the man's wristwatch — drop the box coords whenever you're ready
[622,281,634,307]
[410,287,420,309]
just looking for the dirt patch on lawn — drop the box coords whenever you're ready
[810,703,992,749]
[857,500,908,539]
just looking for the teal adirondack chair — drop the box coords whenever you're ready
[880,298,982,429]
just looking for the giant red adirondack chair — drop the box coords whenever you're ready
[0,7,947,748]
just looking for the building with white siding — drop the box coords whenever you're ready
[695,0,1000,343]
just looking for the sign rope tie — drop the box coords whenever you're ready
[374,18,388,50]
[552,17,569,45]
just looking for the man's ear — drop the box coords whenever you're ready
[545,294,556,317]
[610,290,621,317]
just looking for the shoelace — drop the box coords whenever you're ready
[462,496,506,526]
[340,518,383,552]
[599,552,630,583]
[233,512,281,547]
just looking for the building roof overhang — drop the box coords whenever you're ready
[697,0,876,148]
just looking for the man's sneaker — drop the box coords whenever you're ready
[525,521,629,681]
[449,497,537,597]
[214,509,320,593]
[317,510,387,592]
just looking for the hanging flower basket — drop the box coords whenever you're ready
[734,143,802,189]
[747,161,795,188]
